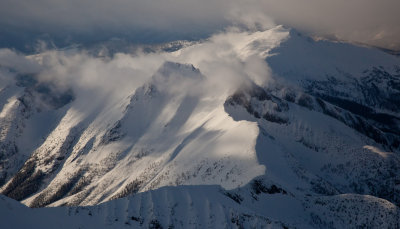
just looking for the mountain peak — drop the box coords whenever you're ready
[155,61,201,79]
[1,26,400,229]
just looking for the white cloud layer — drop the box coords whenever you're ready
[0,27,285,118]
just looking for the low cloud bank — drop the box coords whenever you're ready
[0,27,280,117]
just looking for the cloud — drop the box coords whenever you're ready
[0,0,229,51]
[0,49,41,73]
[0,0,226,30]
[258,0,400,50]
[0,0,399,50]
[0,27,281,120]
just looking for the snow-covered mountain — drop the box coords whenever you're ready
[1,25,400,228]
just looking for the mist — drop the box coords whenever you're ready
[0,27,281,121]
[0,0,399,51]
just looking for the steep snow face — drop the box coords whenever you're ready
[1,25,400,229]
[0,27,293,207]
[0,72,73,189]
[21,61,265,207]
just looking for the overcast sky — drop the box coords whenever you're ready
[0,0,399,51]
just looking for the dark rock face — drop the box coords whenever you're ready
[223,70,400,207]
[225,83,290,125]
[301,66,400,152]
[0,73,75,203]
[16,73,74,110]
[2,159,44,201]
[304,66,400,114]
[100,121,125,145]
[251,179,287,198]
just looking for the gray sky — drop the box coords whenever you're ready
[0,0,399,50]
[259,0,400,50]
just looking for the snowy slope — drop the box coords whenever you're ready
[1,25,400,228]
[1,185,399,229]
[0,187,292,229]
